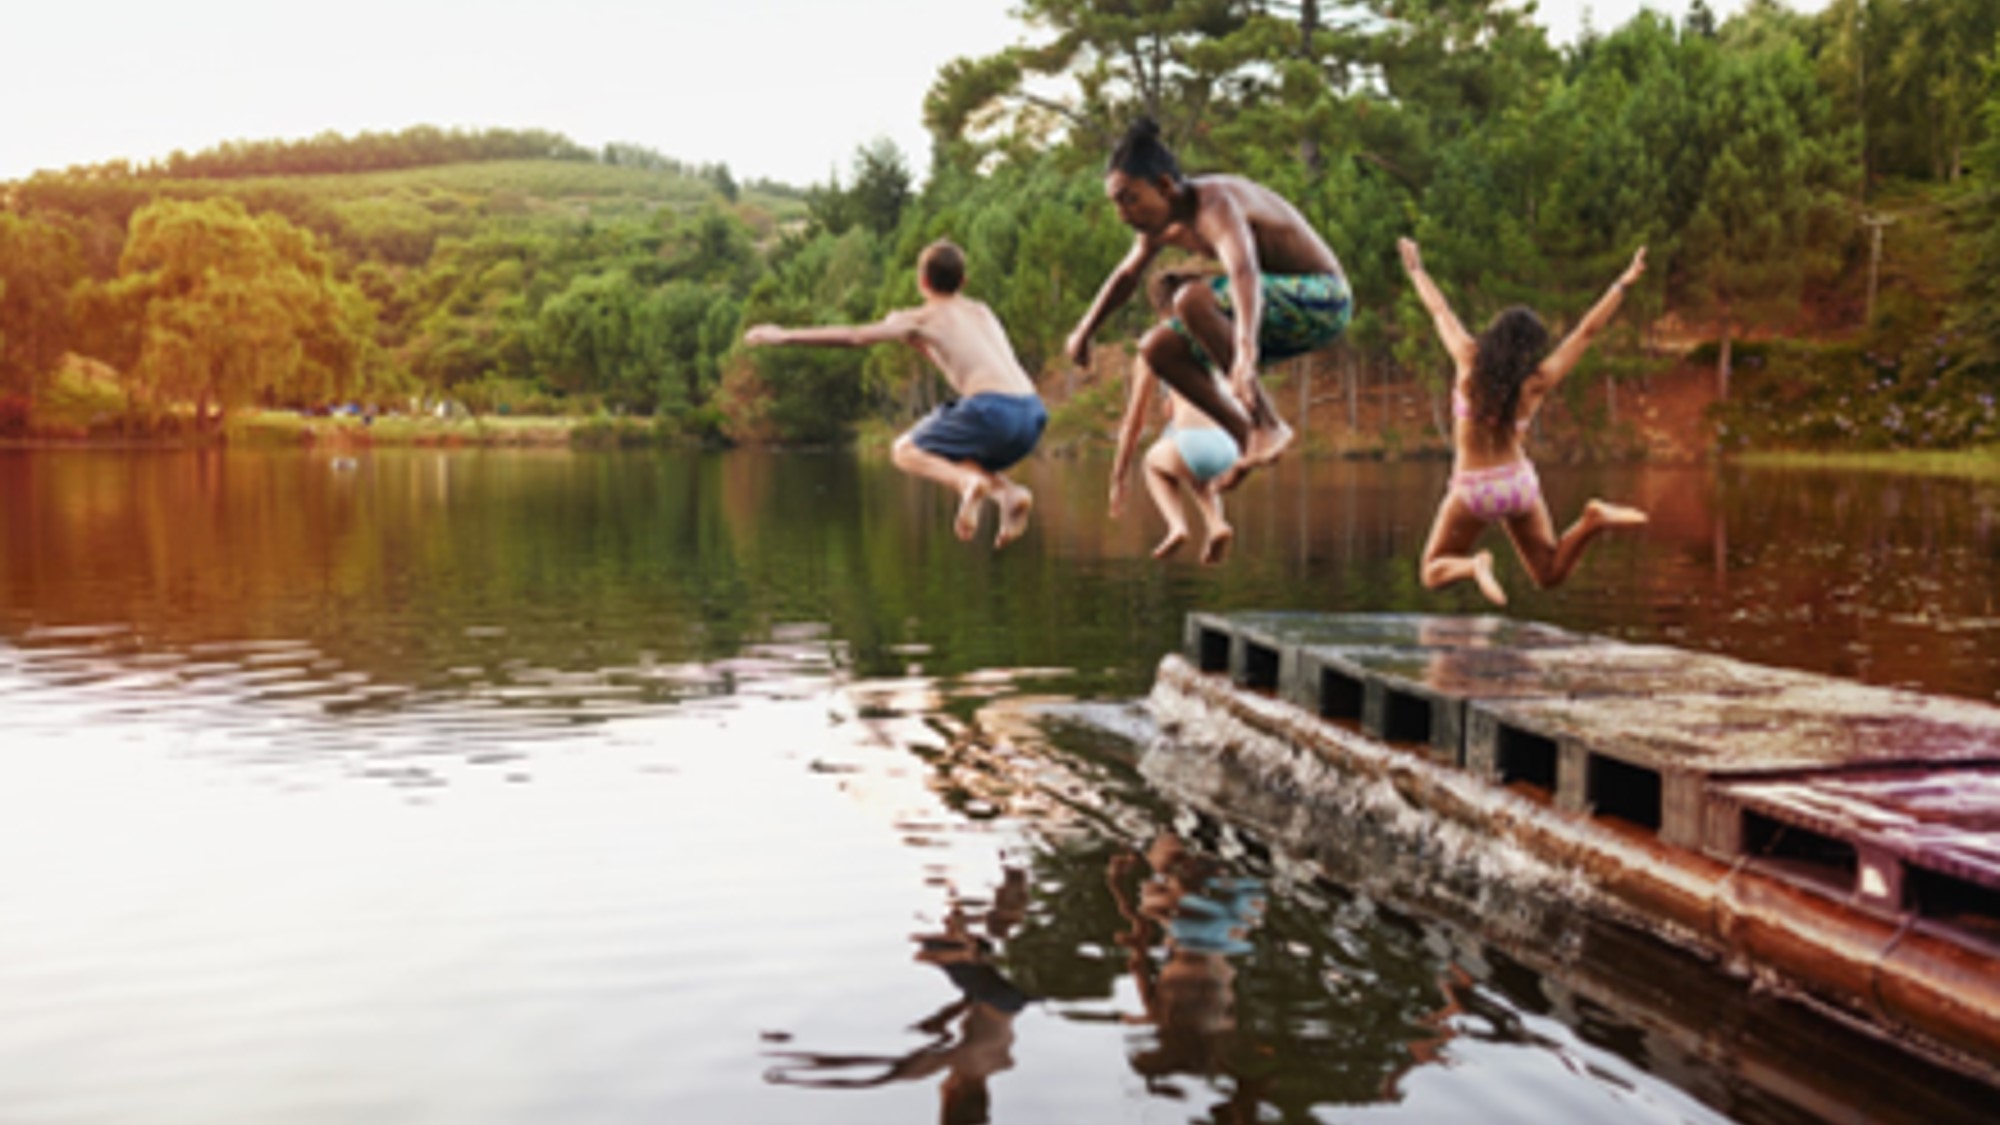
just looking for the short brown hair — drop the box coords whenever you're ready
[919,239,965,294]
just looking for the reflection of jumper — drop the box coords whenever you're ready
[764,872,1034,1125]
[1165,876,1262,955]
[940,959,1031,1015]
[1109,834,1272,1113]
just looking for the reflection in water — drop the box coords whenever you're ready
[1393,963,1473,1095]
[1108,831,1268,1118]
[765,869,1033,1125]
[12,449,2000,703]
[3,448,2000,1123]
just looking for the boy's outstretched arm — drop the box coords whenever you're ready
[745,310,917,349]
[1537,247,1647,387]
[1109,357,1160,517]
[1398,238,1475,369]
[1066,238,1158,369]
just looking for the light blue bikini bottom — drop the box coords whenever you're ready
[1166,425,1241,484]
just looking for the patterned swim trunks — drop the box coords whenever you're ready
[1173,272,1354,367]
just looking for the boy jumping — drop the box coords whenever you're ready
[1067,118,1354,490]
[745,239,1047,548]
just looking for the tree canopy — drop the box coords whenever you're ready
[0,0,1994,449]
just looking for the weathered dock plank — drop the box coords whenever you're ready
[1179,610,2000,953]
[1322,642,1796,769]
[1714,768,2000,932]
[1152,647,2000,1077]
[1468,681,2000,850]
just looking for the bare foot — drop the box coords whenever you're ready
[1585,499,1649,529]
[955,479,991,542]
[994,485,1033,548]
[1246,416,1294,468]
[1152,527,1189,559]
[1472,550,1508,606]
[1200,524,1234,566]
[1217,419,1293,493]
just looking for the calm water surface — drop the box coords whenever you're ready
[2,447,1998,1124]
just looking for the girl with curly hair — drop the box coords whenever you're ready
[1399,238,1650,604]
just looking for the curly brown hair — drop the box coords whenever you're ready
[1470,306,1550,442]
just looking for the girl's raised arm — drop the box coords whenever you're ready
[1398,238,1476,369]
[1536,247,1647,388]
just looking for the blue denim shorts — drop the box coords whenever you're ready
[909,393,1047,472]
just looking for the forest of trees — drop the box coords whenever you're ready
[0,0,1995,451]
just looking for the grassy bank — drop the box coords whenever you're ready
[226,412,579,448]
[1730,447,2000,479]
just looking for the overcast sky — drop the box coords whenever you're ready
[3,0,1825,188]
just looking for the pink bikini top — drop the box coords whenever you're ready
[1453,389,1530,432]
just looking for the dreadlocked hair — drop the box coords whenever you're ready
[1469,307,1550,443]
[1109,116,1183,183]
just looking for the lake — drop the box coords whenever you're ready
[2,447,1997,1124]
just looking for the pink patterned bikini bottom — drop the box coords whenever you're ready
[1451,459,1542,522]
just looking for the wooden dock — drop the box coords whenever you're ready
[1169,610,2000,1073]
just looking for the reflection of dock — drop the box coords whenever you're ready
[1165,611,2000,1079]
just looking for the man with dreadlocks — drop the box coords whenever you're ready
[1398,236,1650,605]
[1066,117,1354,491]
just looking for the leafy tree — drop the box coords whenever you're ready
[1813,0,1998,189]
[530,270,653,404]
[923,0,1268,167]
[705,162,740,203]
[632,278,736,418]
[1951,37,2000,372]
[404,228,562,391]
[1375,0,1562,149]
[849,140,913,237]
[808,140,914,237]
[734,227,883,442]
[98,198,373,422]
[0,212,85,396]
[1531,14,1707,351]
[1680,36,1858,397]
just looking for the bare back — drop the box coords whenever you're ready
[1449,358,1556,471]
[1160,176,1342,277]
[904,296,1037,399]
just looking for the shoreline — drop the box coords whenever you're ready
[1728,447,2000,478]
[11,411,2000,479]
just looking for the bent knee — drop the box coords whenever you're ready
[1170,281,1217,322]
[1140,323,1185,366]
